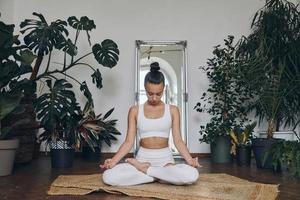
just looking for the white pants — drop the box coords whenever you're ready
[102,147,199,186]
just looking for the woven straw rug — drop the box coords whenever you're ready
[48,173,279,200]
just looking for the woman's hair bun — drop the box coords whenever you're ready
[150,62,160,72]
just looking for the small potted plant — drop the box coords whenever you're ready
[76,101,121,161]
[34,80,121,167]
[229,122,256,166]
[263,140,300,177]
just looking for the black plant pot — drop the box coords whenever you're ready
[82,146,101,161]
[252,138,281,169]
[211,136,232,163]
[51,148,75,168]
[236,145,251,166]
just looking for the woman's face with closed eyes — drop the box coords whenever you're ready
[145,82,164,105]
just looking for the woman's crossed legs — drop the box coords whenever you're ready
[102,158,199,186]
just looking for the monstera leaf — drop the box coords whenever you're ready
[68,16,96,46]
[55,38,77,56]
[80,81,93,104]
[91,69,103,89]
[34,79,79,137]
[67,16,96,31]
[92,39,119,68]
[20,12,69,56]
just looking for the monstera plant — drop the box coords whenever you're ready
[20,13,119,89]
[14,13,120,167]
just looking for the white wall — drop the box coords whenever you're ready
[0,0,14,23]
[0,0,267,153]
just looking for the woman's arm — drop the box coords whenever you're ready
[171,105,200,168]
[100,105,138,169]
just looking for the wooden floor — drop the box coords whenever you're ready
[0,155,299,200]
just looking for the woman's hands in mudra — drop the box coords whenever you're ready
[187,157,202,168]
[99,158,117,169]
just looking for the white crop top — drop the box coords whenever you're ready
[137,104,172,139]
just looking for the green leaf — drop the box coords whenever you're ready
[0,91,23,121]
[80,81,93,104]
[19,49,36,65]
[92,39,119,68]
[67,16,96,31]
[20,12,69,56]
[103,108,114,121]
[0,118,30,140]
[55,38,77,56]
[91,69,103,89]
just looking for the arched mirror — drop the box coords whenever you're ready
[134,40,188,157]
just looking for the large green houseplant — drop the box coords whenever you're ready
[1,12,120,167]
[236,0,300,168]
[0,20,35,175]
[19,13,121,167]
[194,36,250,163]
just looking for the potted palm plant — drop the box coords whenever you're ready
[194,36,250,163]
[0,20,35,175]
[229,122,257,166]
[236,0,300,168]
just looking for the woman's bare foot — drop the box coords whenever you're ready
[125,158,150,173]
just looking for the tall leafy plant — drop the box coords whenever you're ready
[0,20,35,139]
[20,12,119,96]
[19,13,120,147]
[236,0,300,138]
[194,36,250,144]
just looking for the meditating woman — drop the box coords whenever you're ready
[100,62,200,186]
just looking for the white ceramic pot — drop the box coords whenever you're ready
[0,139,19,176]
[259,131,295,141]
